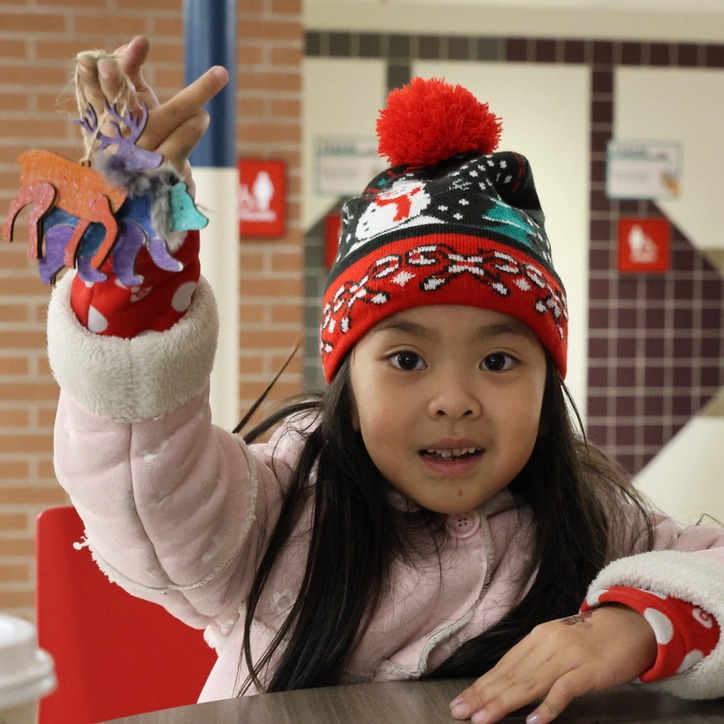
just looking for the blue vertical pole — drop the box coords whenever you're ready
[184,0,237,168]
[183,0,239,429]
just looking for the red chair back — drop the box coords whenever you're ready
[36,506,216,723]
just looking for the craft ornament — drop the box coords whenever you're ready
[2,97,208,285]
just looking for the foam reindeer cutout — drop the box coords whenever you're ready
[2,147,127,269]
[3,100,208,285]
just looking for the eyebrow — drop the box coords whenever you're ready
[372,317,534,341]
[477,321,535,341]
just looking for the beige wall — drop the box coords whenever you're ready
[305,1,724,42]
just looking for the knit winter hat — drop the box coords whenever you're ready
[320,77,568,382]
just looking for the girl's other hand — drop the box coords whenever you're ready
[75,36,229,189]
[449,605,657,723]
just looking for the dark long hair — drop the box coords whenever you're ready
[237,356,654,692]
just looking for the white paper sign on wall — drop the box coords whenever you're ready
[316,137,386,196]
[606,140,681,200]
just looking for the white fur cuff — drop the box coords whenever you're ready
[47,272,218,422]
[588,550,724,699]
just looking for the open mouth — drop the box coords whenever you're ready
[421,447,482,461]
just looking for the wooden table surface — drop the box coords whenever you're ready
[106,678,724,723]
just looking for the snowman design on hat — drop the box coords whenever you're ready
[346,179,437,257]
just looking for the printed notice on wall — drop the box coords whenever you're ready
[606,140,681,200]
[316,137,386,196]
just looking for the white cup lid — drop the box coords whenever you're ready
[0,614,56,709]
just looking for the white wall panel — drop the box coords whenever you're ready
[303,58,387,228]
[616,67,724,518]
[616,67,724,251]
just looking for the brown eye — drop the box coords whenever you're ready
[390,351,425,371]
[481,353,514,372]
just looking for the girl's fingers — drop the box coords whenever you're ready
[140,66,228,149]
[155,109,211,175]
[75,53,108,113]
[96,56,132,106]
[76,36,156,119]
[115,35,150,79]
[76,53,133,127]
[450,655,544,720]
[76,45,227,159]
[115,35,158,113]
[524,669,593,724]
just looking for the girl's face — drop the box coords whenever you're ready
[349,305,548,514]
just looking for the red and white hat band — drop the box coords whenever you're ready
[321,234,567,382]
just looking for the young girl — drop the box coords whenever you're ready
[41,37,724,724]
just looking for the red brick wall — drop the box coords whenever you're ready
[0,0,303,620]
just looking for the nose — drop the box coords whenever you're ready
[427,370,482,420]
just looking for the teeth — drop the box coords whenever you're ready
[425,447,479,458]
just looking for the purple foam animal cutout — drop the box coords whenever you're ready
[109,181,208,287]
[74,102,208,285]
[37,178,208,285]
[18,102,208,285]
[77,103,164,173]
[38,208,107,284]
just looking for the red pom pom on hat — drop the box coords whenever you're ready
[376,77,503,167]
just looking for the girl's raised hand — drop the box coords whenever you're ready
[75,35,229,187]
[449,605,657,723]
[76,35,159,120]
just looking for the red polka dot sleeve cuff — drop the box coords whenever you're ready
[582,586,720,683]
[70,230,200,337]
